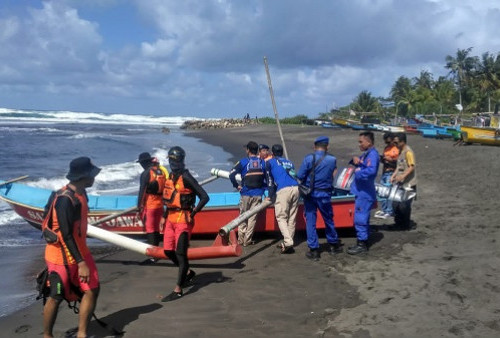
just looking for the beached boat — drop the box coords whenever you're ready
[460,126,500,146]
[0,181,356,236]
[331,118,351,128]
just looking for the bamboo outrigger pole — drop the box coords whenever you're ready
[263,56,289,159]
[0,175,29,187]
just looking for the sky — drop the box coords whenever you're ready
[1,0,500,118]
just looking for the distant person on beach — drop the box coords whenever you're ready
[43,157,101,338]
[297,136,342,261]
[229,141,266,246]
[390,133,417,230]
[161,146,209,302]
[265,144,300,254]
[348,131,380,255]
[137,152,168,260]
[374,133,399,219]
[259,144,272,162]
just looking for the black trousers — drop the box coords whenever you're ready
[392,199,413,229]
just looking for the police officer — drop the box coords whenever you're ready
[265,144,300,254]
[229,141,266,246]
[347,131,380,255]
[297,136,342,261]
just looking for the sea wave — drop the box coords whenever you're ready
[0,107,202,126]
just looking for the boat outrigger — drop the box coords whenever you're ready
[0,169,356,260]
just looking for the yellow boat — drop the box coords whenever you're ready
[460,126,500,146]
[332,118,351,128]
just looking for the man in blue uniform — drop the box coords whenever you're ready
[297,136,342,261]
[348,131,380,255]
[265,144,300,254]
[229,141,266,246]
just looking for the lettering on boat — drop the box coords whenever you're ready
[27,210,44,222]
[88,215,140,228]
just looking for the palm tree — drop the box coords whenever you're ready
[445,47,479,109]
[476,52,500,111]
[351,90,380,113]
[390,76,414,116]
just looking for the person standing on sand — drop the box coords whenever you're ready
[137,152,168,259]
[43,157,101,338]
[161,146,209,301]
[265,144,300,254]
[390,133,417,231]
[229,141,266,246]
[374,133,399,219]
[347,131,380,255]
[297,136,342,261]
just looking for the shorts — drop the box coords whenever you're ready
[46,253,99,301]
[163,220,193,251]
[141,207,163,233]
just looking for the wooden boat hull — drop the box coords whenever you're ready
[460,126,500,146]
[0,182,355,236]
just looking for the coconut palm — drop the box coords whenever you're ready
[445,47,479,109]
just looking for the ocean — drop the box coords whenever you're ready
[0,107,233,317]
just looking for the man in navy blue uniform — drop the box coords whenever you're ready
[297,136,342,261]
[265,144,300,254]
[229,141,266,246]
[348,131,380,255]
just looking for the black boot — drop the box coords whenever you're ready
[327,241,343,255]
[305,248,320,261]
[146,233,156,246]
[347,240,368,255]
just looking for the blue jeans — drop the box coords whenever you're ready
[380,171,394,215]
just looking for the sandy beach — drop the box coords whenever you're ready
[1,124,500,337]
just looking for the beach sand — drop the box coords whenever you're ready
[1,125,500,337]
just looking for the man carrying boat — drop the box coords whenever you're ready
[374,133,399,219]
[390,133,417,231]
[229,141,267,246]
[161,146,210,301]
[347,131,380,255]
[297,136,342,261]
[265,144,300,254]
[137,152,168,257]
[43,157,101,338]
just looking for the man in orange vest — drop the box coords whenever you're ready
[160,146,210,302]
[137,152,168,258]
[43,157,101,338]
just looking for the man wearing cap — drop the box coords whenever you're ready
[347,131,380,255]
[229,141,266,246]
[265,144,299,253]
[137,152,169,255]
[43,157,101,338]
[259,144,272,162]
[297,136,342,261]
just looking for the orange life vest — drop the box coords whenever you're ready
[163,173,195,223]
[44,186,90,265]
[143,165,166,209]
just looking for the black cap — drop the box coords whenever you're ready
[271,144,283,156]
[244,141,259,154]
[258,144,269,150]
[137,152,153,163]
[66,157,101,181]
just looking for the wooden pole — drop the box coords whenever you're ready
[263,56,289,159]
[0,175,29,187]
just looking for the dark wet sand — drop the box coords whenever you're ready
[2,124,500,337]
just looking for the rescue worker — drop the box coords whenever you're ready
[43,157,101,338]
[347,131,380,255]
[265,144,300,254]
[390,133,417,230]
[374,133,399,219]
[137,152,168,254]
[297,136,342,261]
[259,144,272,161]
[229,141,266,246]
[161,146,209,302]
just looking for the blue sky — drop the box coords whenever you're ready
[1,0,500,118]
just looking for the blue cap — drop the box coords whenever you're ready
[314,136,329,145]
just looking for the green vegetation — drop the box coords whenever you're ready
[334,48,500,118]
[258,115,315,125]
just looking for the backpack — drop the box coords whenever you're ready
[244,158,265,189]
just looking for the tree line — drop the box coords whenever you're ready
[335,48,500,118]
